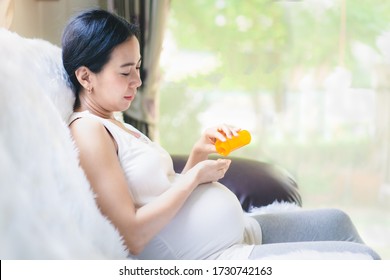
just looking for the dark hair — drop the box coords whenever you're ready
[61,9,140,107]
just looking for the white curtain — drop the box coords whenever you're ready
[0,0,14,29]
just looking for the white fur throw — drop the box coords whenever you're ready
[248,200,302,215]
[0,28,127,259]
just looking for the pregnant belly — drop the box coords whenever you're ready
[139,182,246,260]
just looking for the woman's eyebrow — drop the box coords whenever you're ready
[120,57,142,68]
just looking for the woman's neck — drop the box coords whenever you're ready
[76,95,114,119]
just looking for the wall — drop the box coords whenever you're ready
[9,0,101,46]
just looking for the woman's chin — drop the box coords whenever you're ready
[119,101,132,112]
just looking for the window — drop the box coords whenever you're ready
[159,0,390,258]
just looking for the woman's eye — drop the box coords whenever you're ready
[121,73,130,76]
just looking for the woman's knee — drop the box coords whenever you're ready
[323,208,353,225]
[320,208,363,243]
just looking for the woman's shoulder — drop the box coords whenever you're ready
[69,111,112,135]
[69,114,104,132]
[69,112,116,150]
[72,122,108,148]
[69,112,105,134]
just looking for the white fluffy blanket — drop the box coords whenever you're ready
[0,29,127,259]
[0,29,372,260]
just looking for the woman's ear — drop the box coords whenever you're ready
[75,66,93,92]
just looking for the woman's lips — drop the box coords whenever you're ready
[124,95,134,101]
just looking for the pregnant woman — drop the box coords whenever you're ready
[62,8,380,260]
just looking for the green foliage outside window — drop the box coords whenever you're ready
[159,0,390,258]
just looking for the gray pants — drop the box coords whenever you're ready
[249,208,381,259]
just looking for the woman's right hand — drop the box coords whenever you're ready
[187,158,231,185]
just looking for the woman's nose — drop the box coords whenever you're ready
[130,70,142,88]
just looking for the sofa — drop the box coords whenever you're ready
[0,28,372,260]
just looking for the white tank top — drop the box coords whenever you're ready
[69,111,261,259]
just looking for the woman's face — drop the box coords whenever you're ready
[91,36,142,113]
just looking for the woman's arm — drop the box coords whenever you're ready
[70,118,230,255]
[182,124,240,174]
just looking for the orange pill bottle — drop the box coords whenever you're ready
[215,130,251,156]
